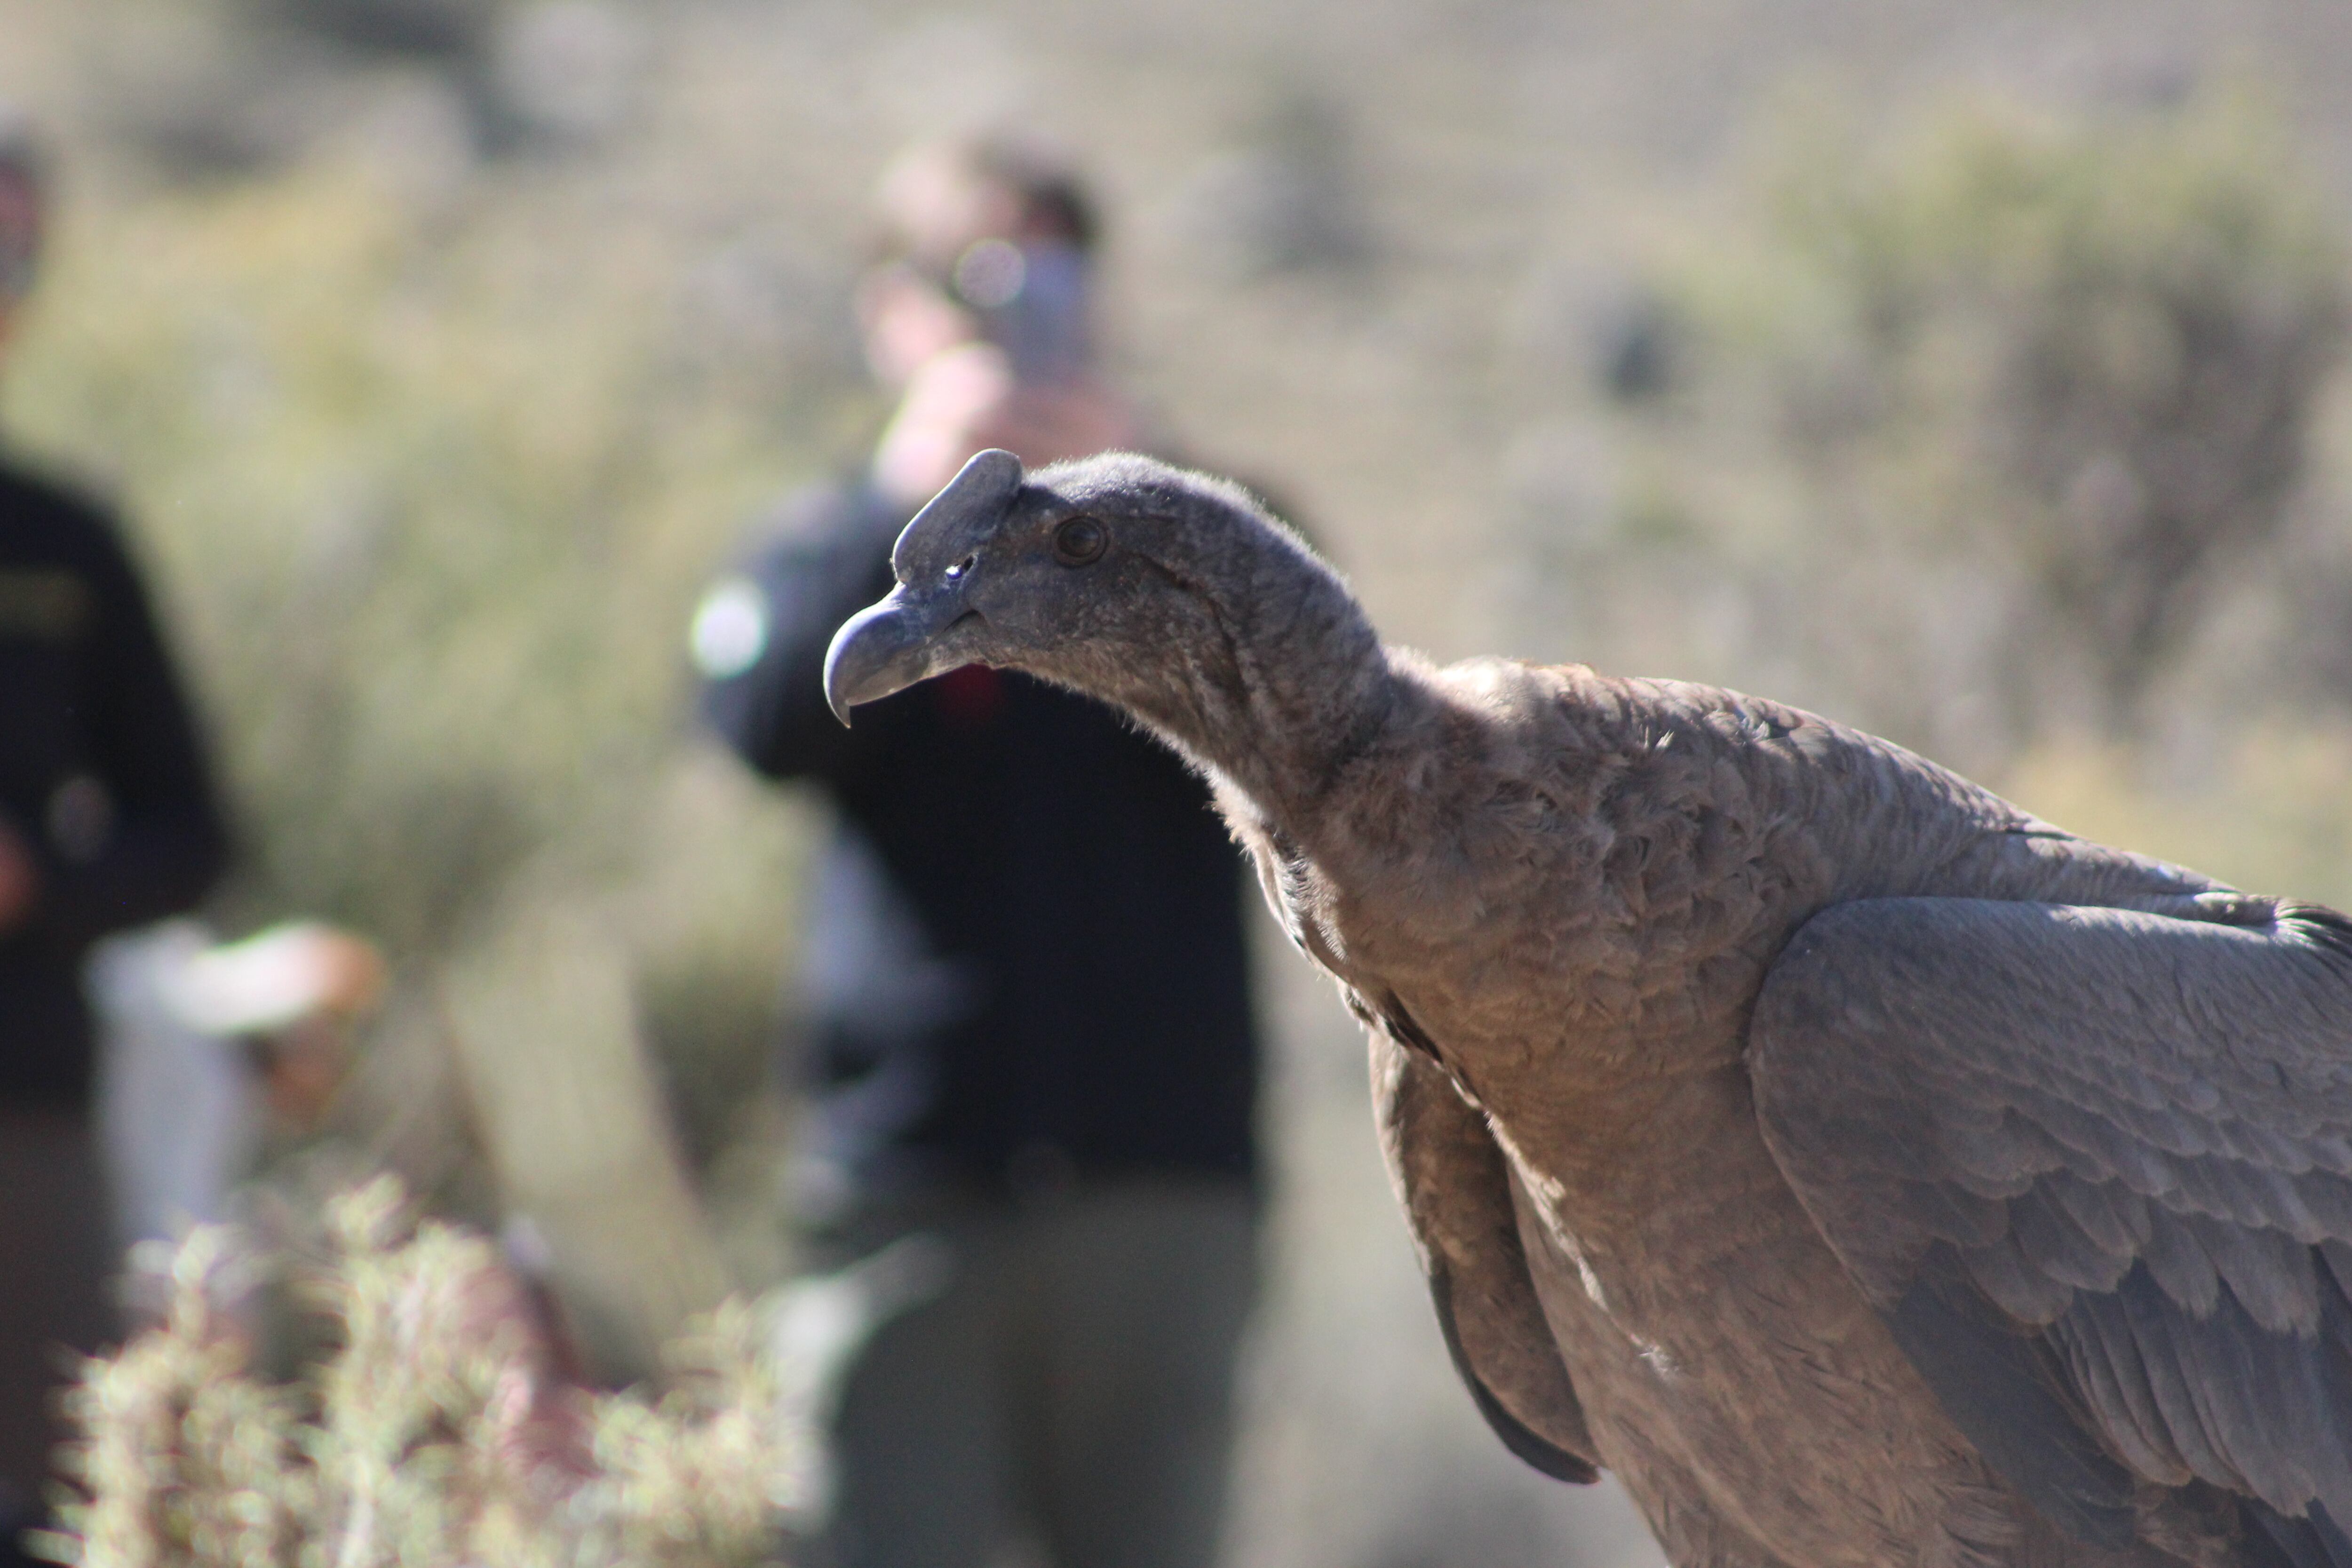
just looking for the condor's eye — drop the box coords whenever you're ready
[1052,516,1107,566]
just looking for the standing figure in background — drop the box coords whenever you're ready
[0,107,232,1558]
[92,916,388,1266]
[693,138,1262,1568]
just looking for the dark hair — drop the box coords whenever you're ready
[869,134,1100,269]
[966,137,1097,254]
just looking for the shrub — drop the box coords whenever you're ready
[42,1181,803,1568]
[1632,81,2349,759]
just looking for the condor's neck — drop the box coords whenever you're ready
[1124,557,1399,836]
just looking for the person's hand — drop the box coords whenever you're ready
[872,341,1144,507]
[0,820,40,936]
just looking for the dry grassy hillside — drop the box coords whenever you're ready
[8,2,2352,1563]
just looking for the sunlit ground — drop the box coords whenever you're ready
[10,1,2352,1561]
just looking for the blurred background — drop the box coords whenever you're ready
[9,0,2352,1563]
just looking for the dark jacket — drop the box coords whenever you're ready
[0,461,230,1108]
[698,480,1258,1202]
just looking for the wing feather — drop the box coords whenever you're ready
[2012,1185,2131,1291]
[2053,1292,2191,1483]
[1750,897,2352,1555]
[1369,1027,1601,1484]
[2046,1172,2151,1258]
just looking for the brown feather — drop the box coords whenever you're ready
[832,451,2352,1567]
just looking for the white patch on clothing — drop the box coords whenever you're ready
[691,574,771,677]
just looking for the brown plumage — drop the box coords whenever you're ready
[824,448,2352,1568]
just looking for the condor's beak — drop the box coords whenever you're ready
[822,580,969,724]
[822,448,1025,725]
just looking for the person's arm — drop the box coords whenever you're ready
[20,524,230,951]
[695,486,902,784]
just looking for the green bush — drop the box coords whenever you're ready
[1633,81,2349,756]
[2,127,834,1258]
[4,160,817,957]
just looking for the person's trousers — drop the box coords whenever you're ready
[0,1107,114,1534]
[815,1178,1259,1568]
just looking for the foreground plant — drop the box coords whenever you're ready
[43,1180,799,1568]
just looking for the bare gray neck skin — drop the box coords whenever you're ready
[1080,523,1399,835]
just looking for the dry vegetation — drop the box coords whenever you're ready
[48,1182,795,1568]
[1608,85,2349,765]
[9,1,2352,1564]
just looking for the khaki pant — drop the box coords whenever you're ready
[0,1108,114,1530]
[812,1179,1259,1568]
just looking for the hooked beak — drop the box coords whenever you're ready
[822,581,971,724]
[822,448,1027,724]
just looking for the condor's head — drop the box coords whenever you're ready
[823,448,1384,794]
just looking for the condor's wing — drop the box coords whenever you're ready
[1749,897,2352,1565]
[1371,1028,1600,1484]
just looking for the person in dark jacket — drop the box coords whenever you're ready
[0,109,231,1549]
[693,138,1261,1568]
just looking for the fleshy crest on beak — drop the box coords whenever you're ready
[822,449,1026,725]
[891,449,1024,580]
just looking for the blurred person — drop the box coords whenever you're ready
[0,106,231,1556]
[692,138,1262,1568]
[91,918,388,1263]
